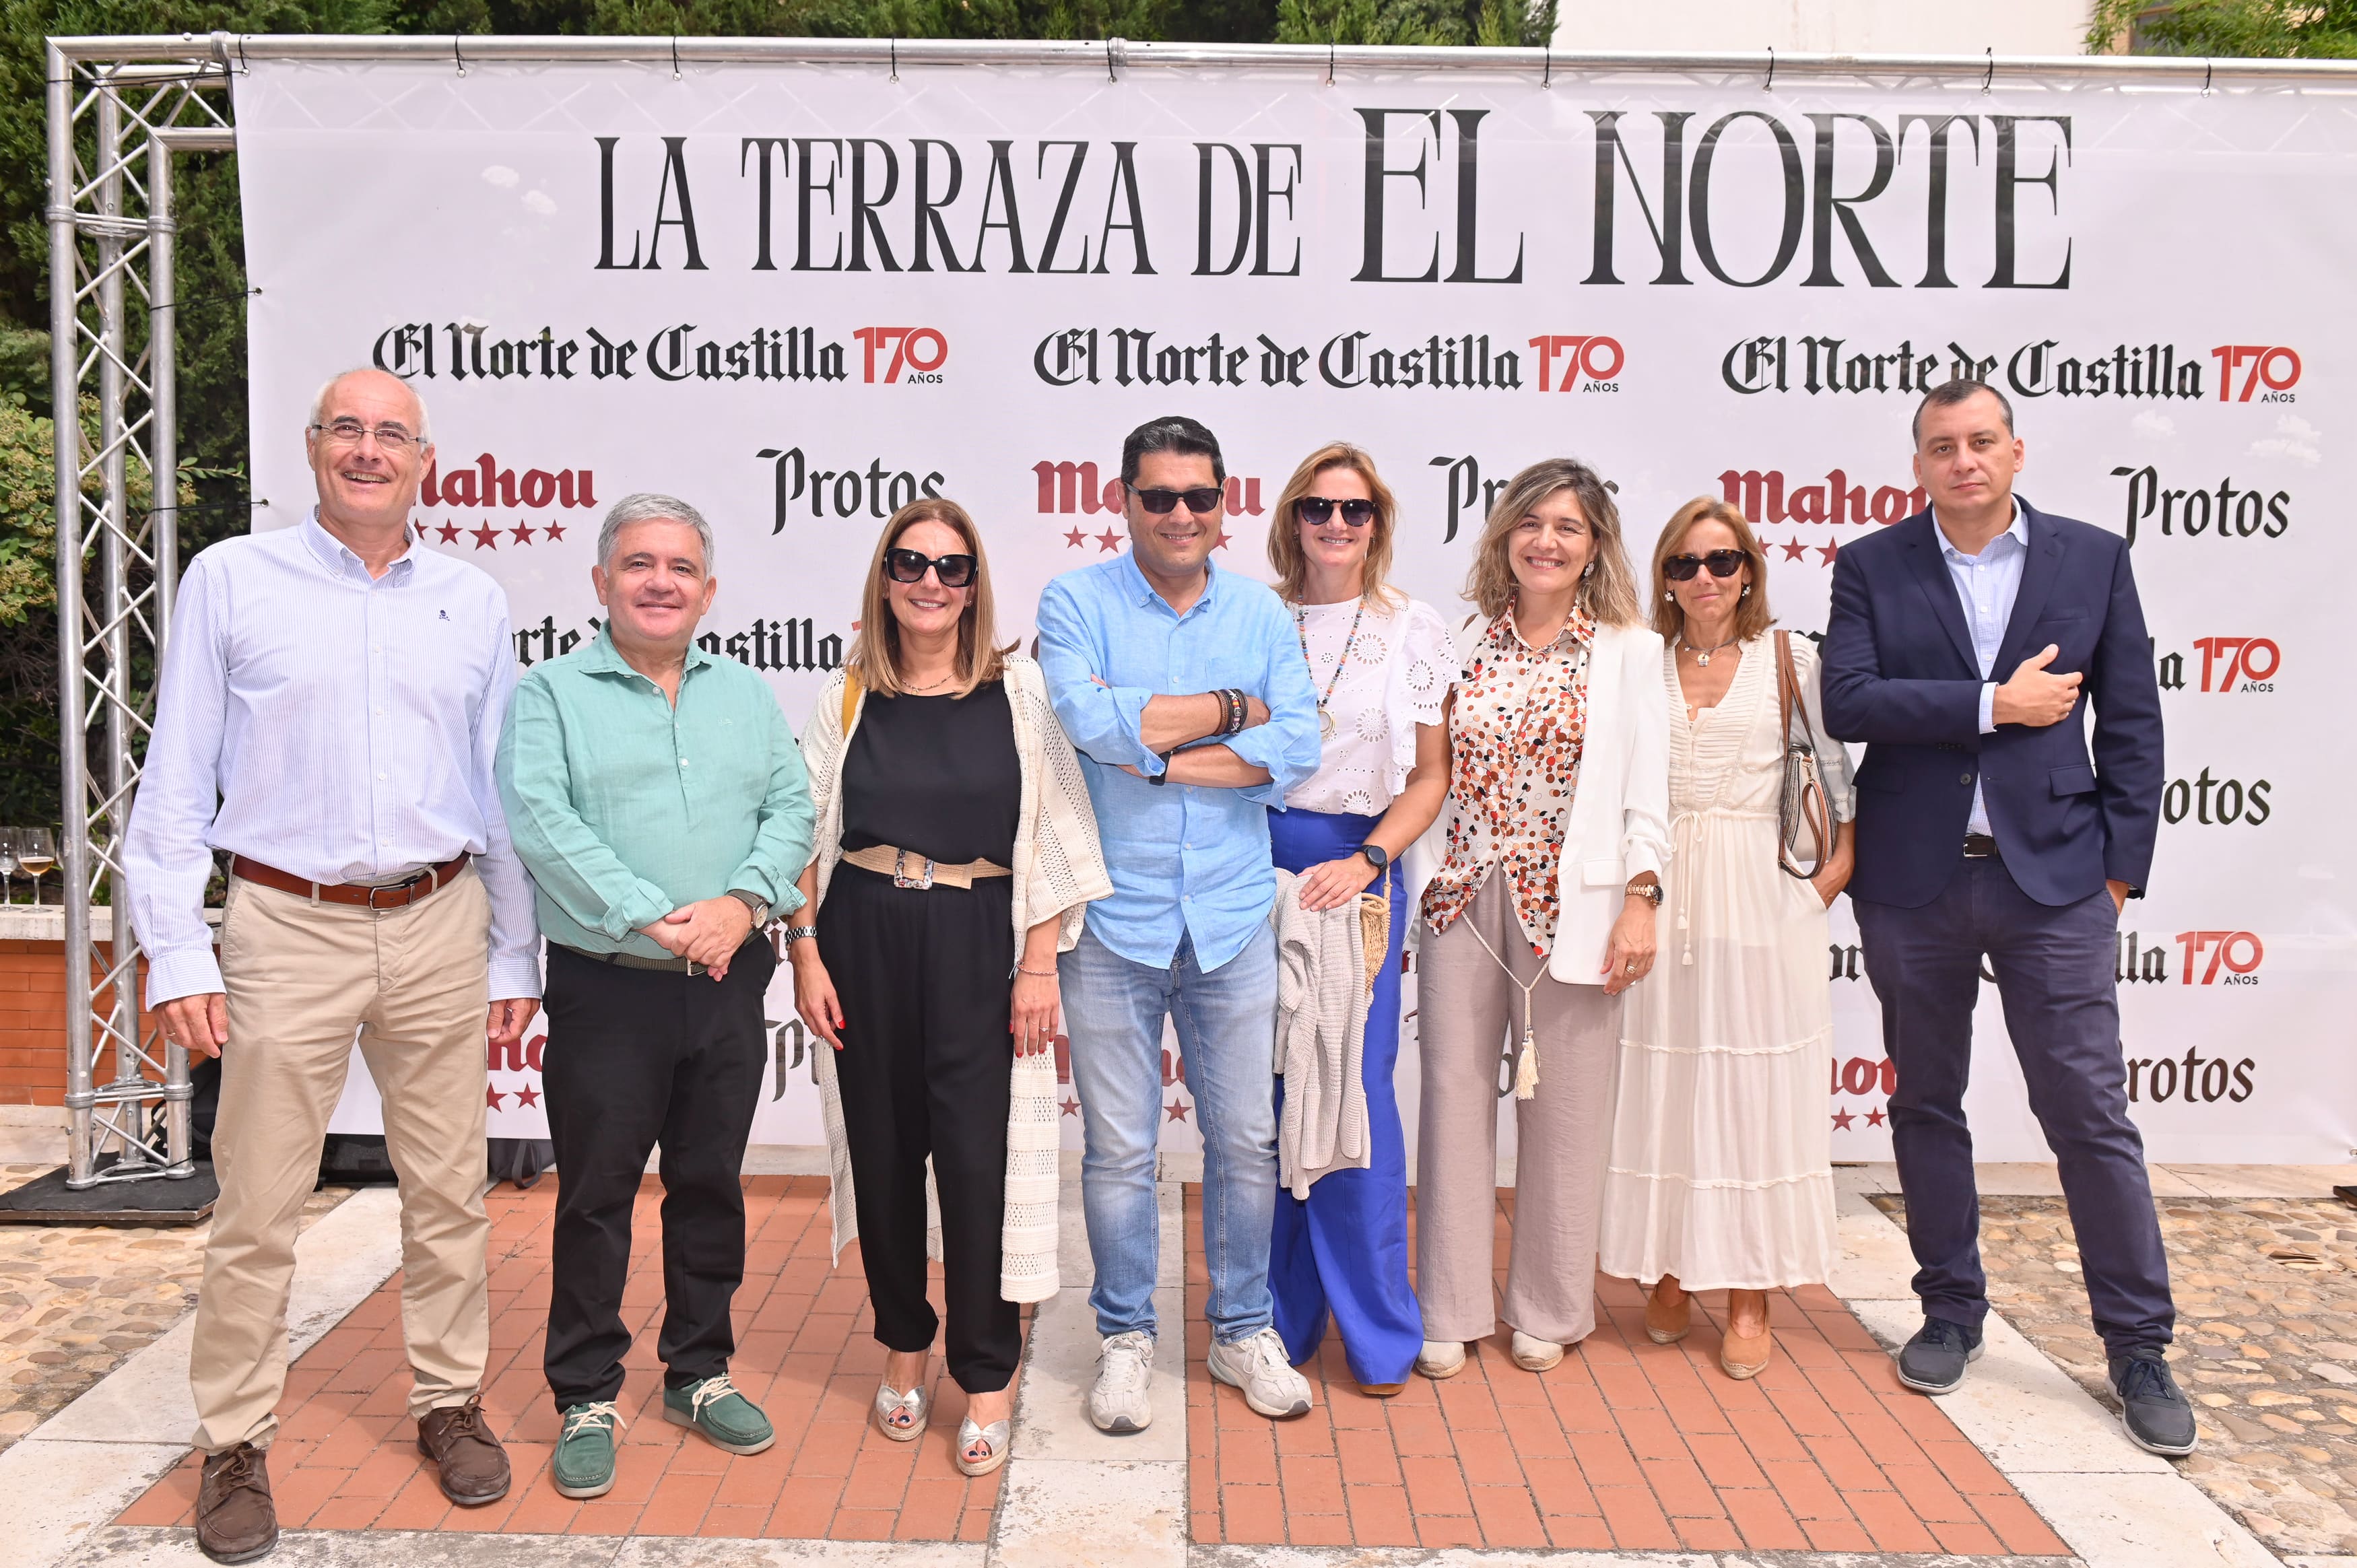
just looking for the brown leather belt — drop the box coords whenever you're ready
[840,843,1010,891]
[230,852,471,909]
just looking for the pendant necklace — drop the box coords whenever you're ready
[1680,631,1740,667]
[1293,598,1367,741]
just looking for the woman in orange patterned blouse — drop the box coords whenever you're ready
[1412,459,1673,1380]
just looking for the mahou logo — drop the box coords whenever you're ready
[1033,461,1264,551]
[422,453,597,511]
[418,453,596,549]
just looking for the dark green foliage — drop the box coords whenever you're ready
[2089,0,2357,58]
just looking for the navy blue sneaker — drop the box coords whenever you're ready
[2111,1351,2198,1456]
[1895,1318,1984,1394]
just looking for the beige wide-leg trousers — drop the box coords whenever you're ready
[1415,877,1620,1347]
[192,867,496,1453]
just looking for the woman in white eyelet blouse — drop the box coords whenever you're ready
[1265,442,1456,1397]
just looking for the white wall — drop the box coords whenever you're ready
[1552,0,2096,57]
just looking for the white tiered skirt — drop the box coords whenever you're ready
[1599,807,1838,1291]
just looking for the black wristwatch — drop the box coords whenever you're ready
[1148,749,1174,786]
[1357,844,1390,871]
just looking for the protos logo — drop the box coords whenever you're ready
[2210,345,2300,403]
[855,327,948,384]
[1528,335,1623,393]
[2176,930,2264,986]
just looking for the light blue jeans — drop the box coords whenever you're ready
[1059,922,1280,1347]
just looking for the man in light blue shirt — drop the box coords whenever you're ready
[1038,415,1321,1433]
[1938,502,2030,836]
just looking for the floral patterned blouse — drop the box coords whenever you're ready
[1419,603,1595,955]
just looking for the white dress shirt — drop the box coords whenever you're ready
[1935,500,2028,838]
[125,512,542,1005]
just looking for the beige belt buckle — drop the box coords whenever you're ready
[892,850,936,890]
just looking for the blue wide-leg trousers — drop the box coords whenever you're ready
[1266,807,1423,1386]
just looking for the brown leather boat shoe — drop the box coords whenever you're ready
[1644,1286,1691,1345]
[418,1393,512,1506]
[195,1442,277,1564]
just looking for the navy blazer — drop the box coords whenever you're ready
[1820,500,2164,909]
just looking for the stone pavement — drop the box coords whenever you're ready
[1878,1186,2357,1561]
[5,1157,2339,1568]
[0,1162,352,1454]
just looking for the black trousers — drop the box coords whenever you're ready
[820,865,1020,1393]
[1856,857,2175,1357]
[541,937,774,1408]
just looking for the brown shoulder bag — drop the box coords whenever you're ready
[1773,631,1833,881]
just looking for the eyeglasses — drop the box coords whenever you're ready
[309,418,422,452]
[1129,485,1224,516]
[1663,549,1747,582]
[1295,496,1377,528]
[886,548,977,588]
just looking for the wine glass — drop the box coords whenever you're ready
[0,828,17,905]
[15,828,56,906]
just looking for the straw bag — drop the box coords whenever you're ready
[1773,631,1833,881]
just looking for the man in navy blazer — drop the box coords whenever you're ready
[1822,380,2192,1456]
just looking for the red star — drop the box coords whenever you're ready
[1818,541,1839,565]
[1164,1097,1190,1124]
[1831,1108,1855,1130]
[1865,1106,1886,1128]
[1094,529,1123,553]
[469,523,500,549]
[1059,1097,1081,1118]
[435,522,461,543]
[1212,529,1232,551]
[510,523,537,545]
[543,520,566,543]
[1780,537,1807,561]
[1064,526,1086,549]
[486,1086,508,1111]
[513,1085,541,1109]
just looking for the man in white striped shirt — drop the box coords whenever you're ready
[126,367,539,1563]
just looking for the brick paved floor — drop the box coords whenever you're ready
[1185,1186,2071,1556]
[115,1173,1003,1541]
[1887,1191,2357,1559]
[0,1164,351,1454]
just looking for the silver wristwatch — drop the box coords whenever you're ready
[727,888,772,926]
[783,924,820,948]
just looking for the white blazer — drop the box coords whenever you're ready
[1545,621,1673,984]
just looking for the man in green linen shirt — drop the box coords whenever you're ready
[496,491,814,1502]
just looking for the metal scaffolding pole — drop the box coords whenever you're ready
[34,45,230,1213]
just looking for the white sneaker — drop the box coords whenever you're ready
[1416,1339,1467,1379]
[1511,1330,1565,1371]
[1088,1330,1155,1434]
[1207,1327,1313,1419]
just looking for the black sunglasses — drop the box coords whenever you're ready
[1129,485,1225,515]
[1296,496,1378,528]
[886,547,976,588]
[1663,549,1746,582]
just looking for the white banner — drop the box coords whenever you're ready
[238,55,2354,1165]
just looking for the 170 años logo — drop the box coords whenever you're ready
[855,326,949,384]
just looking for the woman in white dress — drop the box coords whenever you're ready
[1600,496,1856,1379]
[1264,442,1455,1395]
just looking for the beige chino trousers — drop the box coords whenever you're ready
[191,866,494,1453]
[1415,877,1620,1347]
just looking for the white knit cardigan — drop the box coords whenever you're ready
[800,654,1113,1303]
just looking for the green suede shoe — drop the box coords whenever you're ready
[663,1375,776,1455]
[551,1402,623,1499]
